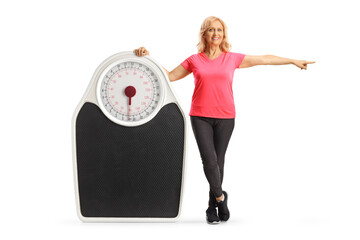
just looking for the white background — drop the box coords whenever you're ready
[1,0,359,239]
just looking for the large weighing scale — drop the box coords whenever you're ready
[72,51,186,222]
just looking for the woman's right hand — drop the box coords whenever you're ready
[133,47,149,57]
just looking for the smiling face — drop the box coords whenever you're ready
[203,20,224,48]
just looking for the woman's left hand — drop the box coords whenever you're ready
[293,60,316,70]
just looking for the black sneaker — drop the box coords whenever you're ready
[217,191,230,221]
[206,206,221,224]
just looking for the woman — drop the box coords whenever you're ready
[134,16,315,224]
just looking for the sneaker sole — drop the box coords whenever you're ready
[206,218,220,224]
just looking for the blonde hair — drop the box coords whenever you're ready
[197,16,232,53]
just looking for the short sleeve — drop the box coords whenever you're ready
[233,52,246,69]
[181,55,194,73]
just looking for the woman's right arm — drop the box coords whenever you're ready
[134,47,190,82]
[164,64,191,82]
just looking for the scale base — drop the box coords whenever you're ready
[74,102,185,221]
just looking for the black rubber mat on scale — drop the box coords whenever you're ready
[75,102,184,218]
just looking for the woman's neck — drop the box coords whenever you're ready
[204,46,222,57]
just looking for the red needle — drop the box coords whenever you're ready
[124,86,136,105]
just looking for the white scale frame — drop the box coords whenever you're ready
[72,51,187,222]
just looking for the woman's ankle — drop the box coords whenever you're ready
[216,193,224,202]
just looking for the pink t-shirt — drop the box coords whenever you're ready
[181,51,246,118]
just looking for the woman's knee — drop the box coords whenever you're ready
[201,155,218,169]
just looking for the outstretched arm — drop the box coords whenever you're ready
[239,55,315,70]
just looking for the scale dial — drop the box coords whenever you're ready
[97,57,164,126]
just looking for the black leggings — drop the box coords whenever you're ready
[190,116,235,199]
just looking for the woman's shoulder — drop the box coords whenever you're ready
[226,51,246,56]
[225,52,246,61]
[187,52,202,58]
[225,51,245,55]
[183,52,202,62]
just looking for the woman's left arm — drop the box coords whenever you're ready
[239,55,315,70]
